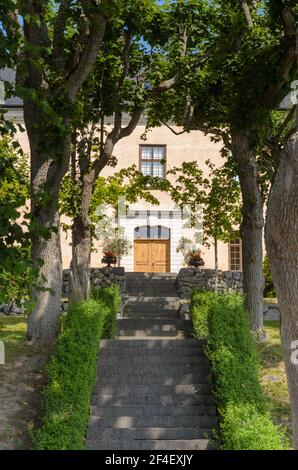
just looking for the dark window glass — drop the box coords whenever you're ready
[134,226,170,240]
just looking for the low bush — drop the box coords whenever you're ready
[33,285,120,450]
[190,291,288,450]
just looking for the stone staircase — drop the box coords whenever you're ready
[86,273,217,450]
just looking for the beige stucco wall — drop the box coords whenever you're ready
[8,110,231,272]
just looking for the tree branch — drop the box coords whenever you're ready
[52,0,71,71]
[240,1,253,29]
[162,121,188,136]
[281,5,296,39]
[65,3,107,102]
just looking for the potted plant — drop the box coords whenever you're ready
[101,250,117,267]
[186,249,205,269]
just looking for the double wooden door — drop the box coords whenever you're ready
[134,240,170,273]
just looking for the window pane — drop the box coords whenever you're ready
[153,146,165,160]
[141,162,152,176]
[153,162,164,178]
[141,147,152,160]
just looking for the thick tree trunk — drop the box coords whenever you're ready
[232,132,265,337]
[25,103,70,344]
[265,131,298,449]
[27,210,63,343]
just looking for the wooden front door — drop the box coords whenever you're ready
[134,240,170,273]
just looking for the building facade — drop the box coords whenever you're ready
[2,85,242,274]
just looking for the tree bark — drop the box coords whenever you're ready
[231,131,265,337]
[70,171,94,301]
[25,108,71,343]
[265,131,298,449]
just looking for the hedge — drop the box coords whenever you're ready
[190,291,288,450]
[32,285,120,450]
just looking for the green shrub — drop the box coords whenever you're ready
[90,285,120,338]
[263,255,276,298]
[190,291,287,450]
[33,286,120,450]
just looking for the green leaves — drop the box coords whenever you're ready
[0,136,35,305]
[191,291,288,450]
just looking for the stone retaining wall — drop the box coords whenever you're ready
[62,266,126,298]
[177,268,244,298]
[177,268,280,321]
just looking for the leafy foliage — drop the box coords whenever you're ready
[263,255,276,298]
[0,136,36,305]
[167,160,241,248]
[190,291,288,450]
[32,286,120,450]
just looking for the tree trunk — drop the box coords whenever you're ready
[70,172,94,301]
[231,131,265,337]
[265,131,298,449]
[27,209,63,343]
[70,215,92,301]
[25,103,70,344]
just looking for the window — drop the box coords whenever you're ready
[140,145,166,178]
[229,237,242,271]
[134,226,170,240]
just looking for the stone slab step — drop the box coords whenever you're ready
[92,393,215,406]
[97,356,210,367]
[126,291,178,298]
[100,339,205,349]
[96,373,211,385]
[99,347,205,358]
[87,426,214,441]
[86,439,213,450]
[122,310,180,319]
[89,416,217,430]
[98,364,210,376]
[126,296,180,302]
[117,319,192,338]
[90,405,217,418]
[92,384,212,396]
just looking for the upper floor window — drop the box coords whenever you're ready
[140,145,166,178]
[229,237,242,272]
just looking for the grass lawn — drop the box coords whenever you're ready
[259,320,292,445]
[0,315,29,361]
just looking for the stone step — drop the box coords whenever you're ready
[117,319,192,338]
[92,393,215,406]
[122,310,180,319]
[126,290,178,297]
[99,347,205,358]
[93,384,212,396]
[100,339,205,349]
[86,439,213,450]
[87,426,214,441]
[89,416,218,432]
[126,296,180,302]
[97,355,210,367]
[126,273,177,279]
[90,405,217,418]
[96,373,211,385]
[98,364,210,377]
